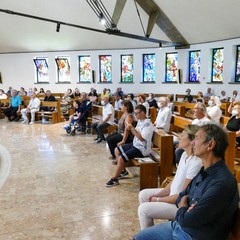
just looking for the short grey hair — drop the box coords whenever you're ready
[195,102,207,113]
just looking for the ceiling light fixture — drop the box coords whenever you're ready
[86,0,119,32]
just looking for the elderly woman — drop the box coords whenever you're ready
[60,91,72,116]
[226,102,240,146]
[206,95,222,124]
[106,100,134,161]
[137,125,202,230]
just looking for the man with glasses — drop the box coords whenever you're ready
[133,124,239,240]
[105,104,153,187]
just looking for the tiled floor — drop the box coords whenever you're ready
[0,119,144,239]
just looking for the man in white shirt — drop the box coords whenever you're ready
[154,97,172,133]
[92,96,114,143]
[175,102,210,164]
[21,92,40,124]
[105,105,154,187]
[192,102,211,126]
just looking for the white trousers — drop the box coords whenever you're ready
[21,108,38,122]
[138,188,178,230]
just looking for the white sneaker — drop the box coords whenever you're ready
[29,122,34,125]
[21,120,27,124]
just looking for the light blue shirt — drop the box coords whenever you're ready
[10,95,22,107]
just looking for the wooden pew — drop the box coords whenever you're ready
[152,129,174,185]
[0,99,11,118]
[149,107,157,124]
[171,115,236,174]
[175,94,198,102]
[36,101,61,123]
[127,129,173,190]
[220,102,231,117]
[174,101,195,118]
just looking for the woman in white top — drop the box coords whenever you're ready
[206,95,222,125]
[138,125,202,230]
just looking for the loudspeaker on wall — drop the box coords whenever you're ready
[92,70,95,83]
[178,69,182,83]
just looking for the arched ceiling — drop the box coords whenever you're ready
[0,0,239,53]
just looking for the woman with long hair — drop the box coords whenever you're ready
[106,100,134,161]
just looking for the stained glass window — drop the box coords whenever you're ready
[235,45,240,82]
[165,52,178,82]
[79,55,91,83]
[211,48,224,82]
[99,55,112,83]
[33,58,49,83]
[142,54,156,83]
[121,54,133,83]
[55,57,70,83]
[189,51,201,82]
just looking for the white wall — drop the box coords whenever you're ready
[0,38,239,97]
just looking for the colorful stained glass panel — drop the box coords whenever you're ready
[33,58,49,83]
[142,54,155,82]
[99,55,112,83]
[165,53,178,82]
[211,48,224,82]
[55,57,70,83]
[189,51,201,82]
[235,46,240,82]
[121,55,133,83]
[79,56,91,83]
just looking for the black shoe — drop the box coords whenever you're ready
[118,170,129,179]
[94,136,100,141]
[96,138,106,143]
[105,178,119,187]
[14,116,21,122]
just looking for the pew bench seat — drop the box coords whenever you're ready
[36,111,58,124]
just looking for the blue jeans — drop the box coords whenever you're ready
[135,221,194,240]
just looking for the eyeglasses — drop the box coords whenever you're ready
[135,111,142,116]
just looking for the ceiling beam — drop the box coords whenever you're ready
[146,11,159,38]
[135,0,189,48]
[112,0,127,25]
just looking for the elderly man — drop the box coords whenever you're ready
[134,124,239,240]
[105,105,153,187]
[175,102,210,164]
[92,96,114,143]
[3,89,22,121]
[40,90,56,111]
[21,92,40,124]
[154,97,172,132]
[192,102,210,126]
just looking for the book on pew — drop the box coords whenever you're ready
[137,157,155,163]
[150,150,160,162]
